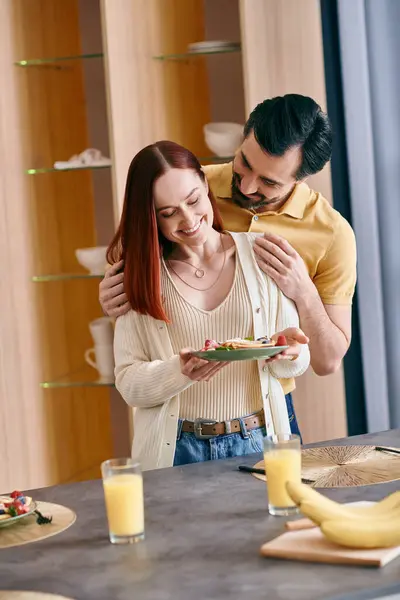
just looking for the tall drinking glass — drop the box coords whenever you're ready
[263,433,301,516]
[101,458,144,544]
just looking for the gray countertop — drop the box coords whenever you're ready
[1,429,400,600]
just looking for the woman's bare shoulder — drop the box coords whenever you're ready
[221,231,236,251]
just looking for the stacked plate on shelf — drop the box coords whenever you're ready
[187,40,241,54]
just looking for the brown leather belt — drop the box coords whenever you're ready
[181,410,265,440]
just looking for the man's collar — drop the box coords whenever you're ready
[277,182,310,219]
[215,162,234,198]
[216,162,309,220]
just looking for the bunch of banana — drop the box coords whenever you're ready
[320,519,400,549]
[286,481,400,549]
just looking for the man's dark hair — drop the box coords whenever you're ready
[243,94,333,180]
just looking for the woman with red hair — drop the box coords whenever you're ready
[109,141,309,470]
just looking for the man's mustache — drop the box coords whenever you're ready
[232,175,265,203]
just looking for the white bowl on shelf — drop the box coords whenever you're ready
[203,122,244,157]
[75,246,108,275]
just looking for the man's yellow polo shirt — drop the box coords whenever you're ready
[203,162,357,395]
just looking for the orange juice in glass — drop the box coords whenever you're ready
[263,434,301,516]
[101,458,144,544]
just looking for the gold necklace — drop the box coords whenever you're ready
[166,235,226,291]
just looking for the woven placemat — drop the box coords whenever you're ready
[0,502,76,549]
[0,594,75,599]
[252,444,400,488]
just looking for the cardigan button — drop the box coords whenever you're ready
[262,366,268,372]
[256,307,261,313]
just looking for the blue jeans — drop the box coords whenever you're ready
[286,392,301,439]
[173,393,301,466]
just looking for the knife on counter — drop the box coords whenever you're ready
[375,446,400,455]
[238,464,315,484]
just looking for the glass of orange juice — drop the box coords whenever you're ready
[101,458,144,544]
[263,434,301,516]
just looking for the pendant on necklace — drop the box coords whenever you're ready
[195,268,205,278]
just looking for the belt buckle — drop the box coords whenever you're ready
[193,418,218,440]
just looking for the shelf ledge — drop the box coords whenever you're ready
[153,48,241,61]
[198,155,234,164]
[40,367,115,389]
[26,164,111,175]
[32,273,104,282]
[15,53,103,67]
[25,158,230,174]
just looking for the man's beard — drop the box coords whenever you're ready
[231,176,268,210]
[231,173,295,211]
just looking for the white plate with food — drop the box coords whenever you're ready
[0,491,37,528]
[192,336,289,362]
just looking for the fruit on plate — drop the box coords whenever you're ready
[0,490,33,521]
[286,480,400,549]
[202,339,220,351]
[201,335,276,351]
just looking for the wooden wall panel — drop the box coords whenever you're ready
[239,0,347,443]
[0,0,49,491]
[0,0,113,491]
[203,0,246,125]
[101,0,211,218]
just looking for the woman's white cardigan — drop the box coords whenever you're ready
[114,232,310,470]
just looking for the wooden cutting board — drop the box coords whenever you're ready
[260,528,400,567]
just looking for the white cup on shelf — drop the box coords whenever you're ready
[85,344,115,380]
[89,317,114,347]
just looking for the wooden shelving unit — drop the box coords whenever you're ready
[4,0,119,489]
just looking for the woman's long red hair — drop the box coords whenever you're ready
[107,141,224,322]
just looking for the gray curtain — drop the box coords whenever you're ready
[337,0,400,430]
